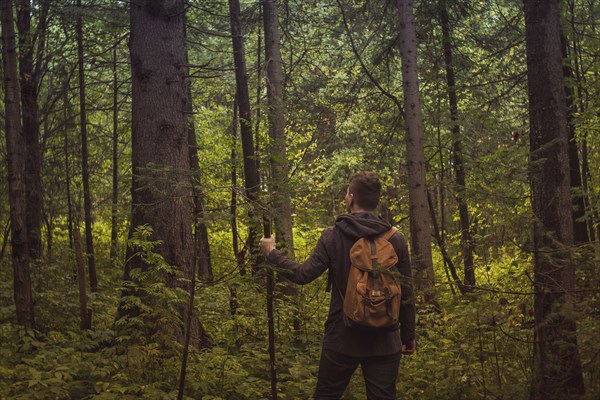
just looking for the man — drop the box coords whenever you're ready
[260,171,416,400]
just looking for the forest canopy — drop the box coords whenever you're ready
[1,0,599,399]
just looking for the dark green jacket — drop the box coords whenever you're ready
[267,212,416,357]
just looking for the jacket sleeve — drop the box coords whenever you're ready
[266,229,332,285]
[395,233,416,344]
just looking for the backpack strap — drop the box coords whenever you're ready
[382,227,398,241]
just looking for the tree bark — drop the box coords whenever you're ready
[184,19,212,281]
[16,0,47,259]
[63,76,74,251]
[397,0,435,302]
[230,100,243,273]
[263,0,294,259]
[228,0,261,270]
[76,0,97,292]
[74,227,91,329]
[439,3,475,289]
[1,0,35,329]
[560,32,589,244]
[110,42,119,263]
[524,1,585,398]
[120,0,206,348]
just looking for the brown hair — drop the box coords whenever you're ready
[348,171,381,211]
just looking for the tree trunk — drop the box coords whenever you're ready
[110,42,119,263]
[560,32,589,244]
[76,0,97,292]
[263,0,294,258]
[74,228,91,329]
[120,0,206,348]
[439,3,475,289]
[397,0,435,302]
[63,78,74,251]
[262,0,301,342]
[524,1,585,398]
[568,0,596,242]
[16,0,47,259]
[228,0,261,270]
[184,20,212,281]
[1,0,35,329]
[230,100,243,273]
[187,103,213,281]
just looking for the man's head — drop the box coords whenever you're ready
[345,171,382,212]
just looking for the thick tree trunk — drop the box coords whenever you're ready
[1,0,35,329]
[228,0,261,270]
[397,0,435,301]
[439,3,475,289]
[76,0,97,292]
[121,0,206,348]
[524,1,585,398]
[263,0,294,258]
[16,0,46,259]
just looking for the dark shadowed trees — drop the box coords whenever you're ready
[16,0,48,259]
[119,0,206,347]
[524,0,585,398]
[439,2,475,289]
[1,0,35,329]
[76,0,97,292]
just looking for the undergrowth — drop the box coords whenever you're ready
[1,228,598,399]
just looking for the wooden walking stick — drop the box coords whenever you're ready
[263,219,278,400]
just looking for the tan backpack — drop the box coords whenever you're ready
[342,228,401,329]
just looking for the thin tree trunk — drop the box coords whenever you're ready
[263,0,294,258]
[1,220,11,259]
[44,214,52,262]
[177,220,199,400]
[187,108,213,281]
[255,20,262,155]
[63,79,74,251]
[110,42,119,263]
[569,0,596,242]
[76,0,97,292]
[428,190,462,295]
[524,1,585,398]
[439,3,475,288]
[266,243,278,400]
[397,0,435,302]
[74,227,91,329]
[16,0,47,259]
[230,100,243,273]
[228,0,261,271]
[184,19,212,282]
[1,0,35,329]
[560,31,589,244]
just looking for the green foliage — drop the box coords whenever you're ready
[1,0,599,398]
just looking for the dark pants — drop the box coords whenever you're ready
[314,349,401,400]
